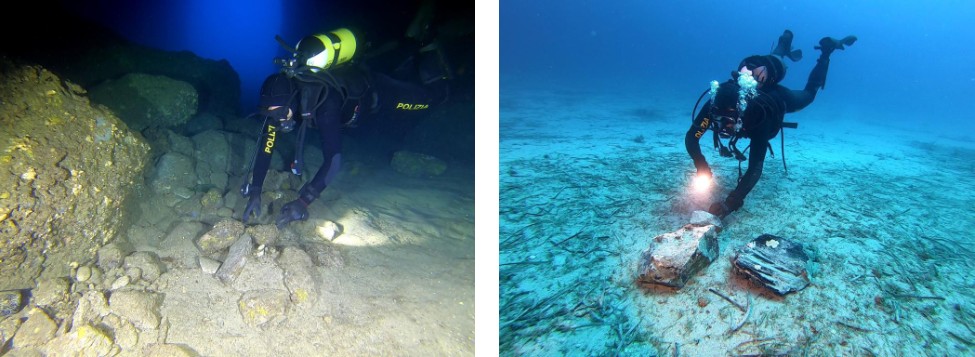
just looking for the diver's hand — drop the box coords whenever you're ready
[242,195,262,224]
[276,199,309,228]
[708,201,730,219]
[709,195,744,219]
[697,166,712,178]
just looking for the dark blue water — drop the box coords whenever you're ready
[65,0,440,112]
[502,0,975,135]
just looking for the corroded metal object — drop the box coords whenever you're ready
[732,234,810,296]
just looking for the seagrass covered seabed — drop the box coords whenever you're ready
[499,83,975,356]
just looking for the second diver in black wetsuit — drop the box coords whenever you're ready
[685,30,856,219]
[239,27,452,228]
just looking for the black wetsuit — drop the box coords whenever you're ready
[685,53,832,215]
[247,61,448,210]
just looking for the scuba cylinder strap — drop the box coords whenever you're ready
[290,83,329,176]
[291,118,309,176]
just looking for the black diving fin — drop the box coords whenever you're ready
[772,29,803,62]
[816,35,858,51]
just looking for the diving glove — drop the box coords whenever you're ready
[709,194,744,219]
[708,201,730,219]
[243,195,262,224]
[241,185,262,224]
[276,200,309,228]
[697,166,712,179]
[276,186,319,228]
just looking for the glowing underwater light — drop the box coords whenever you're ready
[692,173,712,193]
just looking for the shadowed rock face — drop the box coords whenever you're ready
[88,73,199,132]
[0,58,151,289]
[0,5,241,119]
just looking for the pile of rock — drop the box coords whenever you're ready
[637,211,721,289]
[637,211,812,297]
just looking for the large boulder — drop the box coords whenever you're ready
[0,58,151,289]
[149,152,196,196]
[191,130,232,189]
[0,7,240,118]
[637,215,720,289]
[88,73,199,131]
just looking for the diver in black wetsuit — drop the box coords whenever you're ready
[685,30,857,219]
[239,27,451,228]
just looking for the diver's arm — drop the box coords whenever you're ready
[241,120,276,223]
[246,120,277,192]
[300,112,343,202]
[685,104,712,175]
[275,98,344,227]
[298,95,345,204]
[725,139,769,212]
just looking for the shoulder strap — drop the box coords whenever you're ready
[298,84,328,119]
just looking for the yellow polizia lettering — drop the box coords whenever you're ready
[693,117,709,138]
[264,125,277,154]
[395,103,430,110]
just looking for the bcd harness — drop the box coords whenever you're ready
[287,66,373,176]
[691,87,798,183]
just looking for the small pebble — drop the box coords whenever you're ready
[75,266,92,282]
[697,297,710,308]
[1,290,24,317]
[89,267,104,286]
[125,267,143,282]
[110,276,130,290]
[316,221,342,241]
[199,257,220,275]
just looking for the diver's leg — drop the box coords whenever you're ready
[303,95,345,194]
[807,35,856,92]
[784,57,827,112]
[788,35,857,112]
[804,54,831,92]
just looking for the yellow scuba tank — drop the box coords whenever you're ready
[296,28,358,71]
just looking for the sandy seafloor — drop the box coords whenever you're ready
[131,145,475,356]
[499,81,975,356]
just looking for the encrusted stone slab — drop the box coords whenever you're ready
[689,210,722,229]
[216,234,254,284]
[732,234,810,296]
[637,224,719,289]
